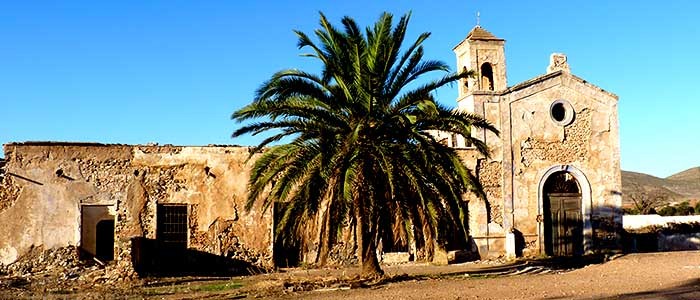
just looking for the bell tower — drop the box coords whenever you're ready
[453,25,506,112]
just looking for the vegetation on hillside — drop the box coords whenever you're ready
[622,168,700,215]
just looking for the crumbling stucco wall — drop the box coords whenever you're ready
[0,144,133,265]
[455,147,506,258]
[129,146,272,267]
[502,73,621,255]
[457,91,508,258]
[0,143,272,270]
[460,71,621,258]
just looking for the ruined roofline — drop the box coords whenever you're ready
[468,70,617,99]
[3,141,249,148]
[568,73,618,99]
[505,71,617,99]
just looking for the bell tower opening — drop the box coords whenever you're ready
[461,66,469,93]
[480,63,494,91]
[453,24,507,107]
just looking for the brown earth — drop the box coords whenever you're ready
[2,251,699,299]
[284,251,700,300]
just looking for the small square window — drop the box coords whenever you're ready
[157,204,188,249]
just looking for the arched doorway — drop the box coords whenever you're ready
[538,165,593,255]
[542,171,583,256]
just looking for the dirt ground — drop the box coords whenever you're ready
[1,251,699,299]
[286,251,700,300]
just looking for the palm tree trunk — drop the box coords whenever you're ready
[314,181,336,266]
[418,207,435,261]
[354,193,384,279]
[317,201,332,265]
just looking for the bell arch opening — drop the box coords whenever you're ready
[462,66,469,93]
[480,63,494,91]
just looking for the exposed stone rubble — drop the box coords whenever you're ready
[0,143,273,277]
[0,245,138,296]
[520,109,591,167]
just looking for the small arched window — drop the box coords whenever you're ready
[480,63,494,91]
[461,66,469,93]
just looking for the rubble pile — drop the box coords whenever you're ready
[0,245,139,295]
[1,246,82,276]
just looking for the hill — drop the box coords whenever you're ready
[663,167,700,198]
[622,167,700,211]
[666,167,700,182]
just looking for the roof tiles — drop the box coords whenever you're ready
[466,26,504,41]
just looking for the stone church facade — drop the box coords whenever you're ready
[439,25,622,258]
[0,25,621,272]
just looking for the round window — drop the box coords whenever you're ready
[549,100,574,126]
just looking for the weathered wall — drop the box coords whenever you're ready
[502,72,621,255]
[0,144,132,265]
[0,143,272,269]
[458,70,621,258]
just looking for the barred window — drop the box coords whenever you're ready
[156,204,188,249]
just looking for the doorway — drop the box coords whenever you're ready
[543,171,583,256]
[95,220,115,261]
[80,205,115,261]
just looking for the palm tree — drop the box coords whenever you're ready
[232,12,498,278]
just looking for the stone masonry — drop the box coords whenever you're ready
[452,26,621,258]
[0,143,273,274]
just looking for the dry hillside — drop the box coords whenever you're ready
[622,167,700,209]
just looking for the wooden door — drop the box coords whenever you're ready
[546,193,583,256]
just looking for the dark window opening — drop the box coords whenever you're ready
[95,220,115,261]
[480,63,494,91]
[461,66,469,93]
[551,103,567,122]
[157,204,188,250]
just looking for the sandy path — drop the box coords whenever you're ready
[282,251,700,299]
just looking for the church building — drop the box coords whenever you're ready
[443,25,622,258]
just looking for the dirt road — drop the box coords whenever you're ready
[282,251,700,299]
[2,251,699,299]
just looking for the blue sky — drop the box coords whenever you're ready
[1,1,698,177]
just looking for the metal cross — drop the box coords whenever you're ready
[476,11,480,27]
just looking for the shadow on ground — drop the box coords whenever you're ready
[545,278,700,300]
[604,279,700,300]
[431,253,611,278]
[131,237,266,277]
[268,254,615,294]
